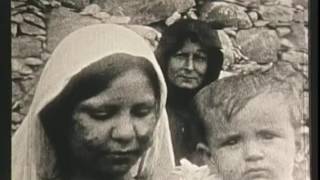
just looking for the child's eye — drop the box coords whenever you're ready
[221,136,240,147]
[259,130,279,140]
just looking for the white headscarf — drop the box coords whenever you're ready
[12,24,175,180]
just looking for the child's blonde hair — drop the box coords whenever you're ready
[193,62,305,142]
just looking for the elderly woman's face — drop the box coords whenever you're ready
[69,69,158,176]
[167,40,208,89]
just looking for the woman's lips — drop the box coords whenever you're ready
[104,150,141,160]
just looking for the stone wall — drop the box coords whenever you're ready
[11,0,309,179]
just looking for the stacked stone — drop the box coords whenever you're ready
[11,0,50,134]
[197,0,308,124]
[198,1,309,180]
[10,1,310,179]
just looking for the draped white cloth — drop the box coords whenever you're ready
[12,24,175,180]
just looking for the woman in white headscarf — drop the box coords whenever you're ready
[12,24,174,180]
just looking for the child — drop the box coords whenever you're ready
[193,65,308,180]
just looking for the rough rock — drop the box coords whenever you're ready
[292,0,308,8]
[23,13,46,28]
[12,82,23,103]
[47,6,101,52]
[60,0,90,10]
[259,5,294,24]
[236,28,280,64]
[94,0,195,24]
[231,61,273,75]
[11,23,18,37]
[20,22,46,35]
[261,0,279,6]
[125,25,161,50]
[248,11,259,22]
[27,5,46,18]
[276,27,291,36]
[261,0,292,6]
[218,70,237,79]
[224,0,260,8]
[25,57,44,66]
[281,50,308,65]
[280,38,296,50]
[12,1,27,8]
[285,23,308,52]
[12,36,42,57]
[254,20,270,27]
[279,0,292,6]
[199,1,252,29]
[12,58,33,75]
[217,30,235,68]
[12,112,23,124]
[292,10,307,23]
[12,14,24,23]
[108,16,131,24]
[303,90,309,122]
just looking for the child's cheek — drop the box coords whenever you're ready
[214,148,244,180]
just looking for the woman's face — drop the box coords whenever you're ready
[68,68,158,176]
[167,40,208,90]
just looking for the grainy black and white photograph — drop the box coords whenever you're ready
[11,0,310,180]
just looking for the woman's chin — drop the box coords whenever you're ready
[95,157,138,176]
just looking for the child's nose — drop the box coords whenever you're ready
[243,140,264,162]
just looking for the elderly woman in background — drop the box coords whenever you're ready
[155,19,224,165]
[12,24,174,180]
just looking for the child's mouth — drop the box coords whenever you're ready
[244,167,271,179]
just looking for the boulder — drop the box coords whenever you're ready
[47,6,101,52]
[248,11,259,22]
[20,22,46,35]
[261,0,292,6]
[276,27,291,36]
[125,25,161,50]
[12,112,23,124]
[12,36,42,57]
[11,23,18,37]
[24,57,44,66]
[285,23,308,52]
[217,30,235,68]
[236,28,280,64]
[23,12,46,28]
[93,0,195,24]
[259,5,294,24]
[200,1,252,29]
[12,82,23,103]
[12,14,24,24]
[281,50,308,65]
[292,0,308,9]
[12,58,33,75]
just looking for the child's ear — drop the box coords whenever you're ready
[294,126,309,163]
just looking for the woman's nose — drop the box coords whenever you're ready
[185,54,194,70]
[243,140,264,162]
[111,115,135,143]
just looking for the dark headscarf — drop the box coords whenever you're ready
[155,19,224,105]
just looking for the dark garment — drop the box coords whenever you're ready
[167,103,205,166]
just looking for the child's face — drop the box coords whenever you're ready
[206,92,298,180]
